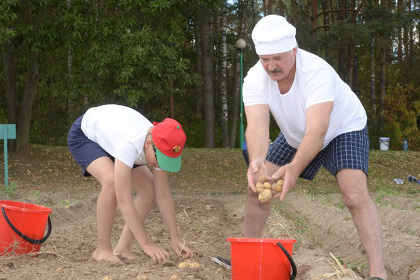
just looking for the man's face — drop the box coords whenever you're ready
[259,48,296,82]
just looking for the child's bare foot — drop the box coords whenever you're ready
[92,249,123,263]
[113,249,139,260]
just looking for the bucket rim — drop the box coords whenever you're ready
[0,200,52,214]
[227,237,297,244]
[379,137,390,140]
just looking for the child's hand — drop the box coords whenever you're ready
[171,239,193,259]
[141,242,170,264]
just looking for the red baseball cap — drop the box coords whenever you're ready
[151,118,186,172]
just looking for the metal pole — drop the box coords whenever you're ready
[3,126,8,186]
[239,49,244,149]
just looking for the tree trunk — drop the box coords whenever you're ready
[200,5,214,148]
[278,0,285,16]
[320,0,332,63]
[220,1,229,148]
[195,20,203,118]
[1,40,19,126]
[310,0,318,53]
[290,0,300,24]
[1,40,19,150]
[230,0,246,148]
[250,0,257,26]
[348,44,355,89]
[379,46,386,132]
[16,57,39,152]
[337,0,347,79]
[66,0,78,125]
[378,0,388,135]
[370,41,377,121]
[397,0,403,83]
[262,0,267,15]
[406,0,413,82]
[347,0,356,89]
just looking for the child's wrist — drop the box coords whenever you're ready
[170,233,180,240]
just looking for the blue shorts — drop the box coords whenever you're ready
[67,115,143,177]
[266,126,369,180]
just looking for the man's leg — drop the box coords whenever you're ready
[336,169,387,280]
[244,162,279,237]
[86,156,122,263]
[113,166,155,259]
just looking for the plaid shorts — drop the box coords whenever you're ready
[266,126,369,180]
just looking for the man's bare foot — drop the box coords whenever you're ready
[113,249,139,260]
[92,249,123,263]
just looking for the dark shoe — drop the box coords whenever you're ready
[211,255,231,269]
[408,175,417,182]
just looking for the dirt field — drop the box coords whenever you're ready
[0,146,419,280]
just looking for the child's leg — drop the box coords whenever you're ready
[113,166,155,259]
[86,156,122,263]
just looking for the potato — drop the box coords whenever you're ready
[178,260,200,269]
[272,183,283,192]
[178,262,188,268]
[258,189,272,203]
[189,262,200,268]
[256,182,265,192]
[271,183,278,192]
[263,182,271,189]
[277,179,284,186]
[258,175,266,183]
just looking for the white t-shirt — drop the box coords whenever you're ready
[81,104,153,167]
[243,48,367,149]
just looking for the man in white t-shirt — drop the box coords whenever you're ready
[242,15,387,280]
[67,104,193,264]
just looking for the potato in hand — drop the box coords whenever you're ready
[258,175,266,184]
[272,180,283,192]
[256,182,265,193]
[258,189,272,203]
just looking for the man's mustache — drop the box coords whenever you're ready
[269,69,282,74]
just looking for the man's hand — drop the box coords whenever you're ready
[271,162,300,201]
[247,159,270,192]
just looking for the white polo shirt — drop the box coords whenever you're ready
[81,104,153,167]
[243,48,367,149]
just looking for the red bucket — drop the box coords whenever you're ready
[227,238,297,280]
[0,200,52,256]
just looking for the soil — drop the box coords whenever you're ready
[0,146,419,280]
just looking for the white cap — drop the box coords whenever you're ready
[252,15,297,55]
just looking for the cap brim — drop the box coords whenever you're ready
[155,148,181,172]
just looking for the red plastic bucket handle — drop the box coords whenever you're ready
[277,242,297,280]
[1,207,52,245]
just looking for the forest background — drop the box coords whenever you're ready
[1,0,420,152]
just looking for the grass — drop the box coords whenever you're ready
[2,144,420,197]
[1,181,18,197]
[169,148,248,195]
[281,150,420,196]
[170,148,420,197]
